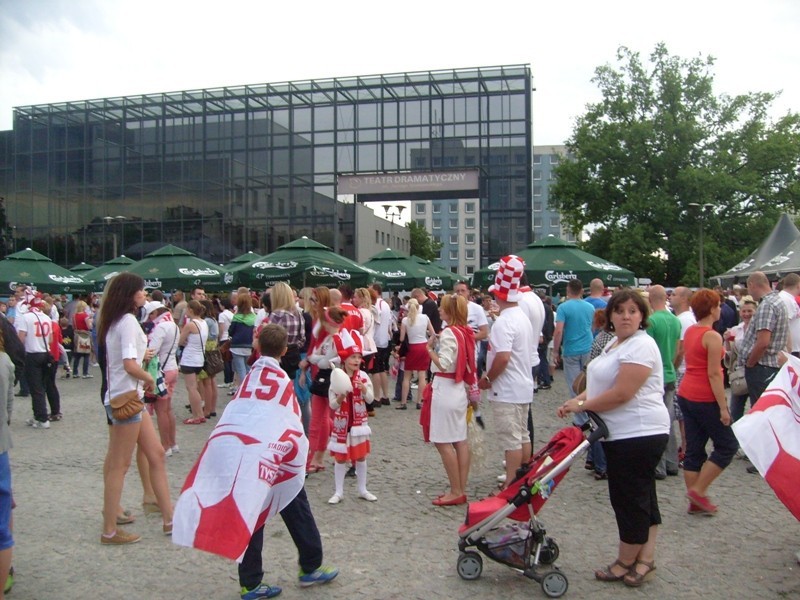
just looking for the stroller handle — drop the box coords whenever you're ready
[583,411,609,444]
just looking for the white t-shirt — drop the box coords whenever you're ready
[373,297,393,348]
[676,310,697,374]
[104,313,147,405]
[218,309,233,342]
[586,330,669,441]
[778,290,800,352]
[466,301,489,334]
[254,307,270,331]
[517,291,545,367]
[487,306,534,404]
[150,320,180,371]
[16,309,52,353]
[402,313,431,344]
[181,318,209,368]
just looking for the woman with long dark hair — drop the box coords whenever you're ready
[98,273,173,544]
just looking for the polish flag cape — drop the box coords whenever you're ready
[732,354,800,521]
[172,355,308,561]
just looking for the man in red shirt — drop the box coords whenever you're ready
[337,285,364,334]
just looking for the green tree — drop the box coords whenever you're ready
[551,43,800,285]
[408,221,442,261]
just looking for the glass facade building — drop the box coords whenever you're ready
[0,65,533,266]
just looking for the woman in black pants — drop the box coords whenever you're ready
[559,289,670,588]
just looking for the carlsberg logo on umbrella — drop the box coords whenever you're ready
[48,274,85,284]
[585,260,623,272]
[384,270,408,278]
[425,276,442,287]
[178,267,220,276]
[309,266,350,280]
[252,261,298,270]
[144,279,162,289]
[545,270,578,283]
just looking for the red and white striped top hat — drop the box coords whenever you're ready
[334,329,364,361]
[489,255,526,302]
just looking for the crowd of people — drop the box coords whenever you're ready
[0,263,795,597]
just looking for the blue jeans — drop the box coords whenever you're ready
[655,385,679,477]
[744,364,779,406]
[565,353,605,473]
[232,353,250,385]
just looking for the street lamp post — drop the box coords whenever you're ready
[382,204,406,251]
[103,215,127,259]
[688,203,714,288]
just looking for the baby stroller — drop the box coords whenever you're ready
[457,412,608,598]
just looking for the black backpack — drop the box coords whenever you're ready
[0,313,25,378]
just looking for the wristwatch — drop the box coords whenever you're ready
[482,374,491,384]
[577,400,585,411]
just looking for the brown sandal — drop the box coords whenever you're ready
[623,560,656,587]
[594,559,634,582]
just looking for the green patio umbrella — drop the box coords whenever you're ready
[125,245,233,291]
[362,249,447,291]
[472,236,636,290]
[69,262,97,273]
[0,248,90,294]
[411,256,459,290]
[233,237,384,289]
[82,255,137,291]
[224,251,260,270]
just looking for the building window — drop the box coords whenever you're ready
[434,250,442,260]
[381,231,385,244]
[465,265,475,275]
[415,204,426,214]
[433,234,441,243]
[533,202,542,212]
[449,234,458,244]
[465,202,475,213]
[450,266,459,273]
[433,219,441,230]
[465,249,476,260]
[550,154,560,164]
[550,216,560,228]
[375,231,379,244]
[449,203,458,213]
[449,218,458,229]
[533,155,542,165]
[533,185,542,197]
[449,250,458,260]
[432,203,441,214]
[534,216,542,228]
[465,218,475,229]
[465,233,476,244]
[416,218,426,227]
[533,169,541,180]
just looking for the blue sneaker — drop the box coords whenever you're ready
[298,565,339,587]
[240,582,282,599]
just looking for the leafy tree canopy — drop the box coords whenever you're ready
[408,220,442,262]
[550,43,800,286]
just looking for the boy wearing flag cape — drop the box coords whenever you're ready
[172,324,338,599]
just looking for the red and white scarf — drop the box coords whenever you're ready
[330,369,371,453]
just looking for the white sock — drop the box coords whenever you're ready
[356,460,368,495]
[334,462,347,497]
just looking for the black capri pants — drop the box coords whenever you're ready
[676,396,738,472]
[603,433,668,545]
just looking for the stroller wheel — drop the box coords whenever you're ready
[538,539,560,565]
[456,551,483,580]
[541,570,568,598]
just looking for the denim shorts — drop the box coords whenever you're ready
[104,403,143,426]
[0,452,13,551]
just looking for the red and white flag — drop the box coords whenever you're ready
[732,354,800,521]
[172,356,308,561]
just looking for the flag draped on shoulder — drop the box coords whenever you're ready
[732,354,800,521]
[172,355,308,561]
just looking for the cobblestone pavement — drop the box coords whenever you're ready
[8,368,799,599]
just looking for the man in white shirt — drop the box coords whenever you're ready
[454,281,489,342]
[671,286,696,386]
[778,273,800,357]
[478,256,534,486]
[369,283,394,408]
[15,297,54,428]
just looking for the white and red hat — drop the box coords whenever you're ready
[489,254,526,302]
[334,329,364,361]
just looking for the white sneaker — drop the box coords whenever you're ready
[31,420,50,429]
[358,491,378,502]
[165,448,173,458]
[327,494,343,505]
[497,474,507,483]
[171,445,180,454]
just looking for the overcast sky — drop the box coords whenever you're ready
[0,0,797,146]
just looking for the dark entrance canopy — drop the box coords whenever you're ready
[472,236,635,290]
[712,214,800,284]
